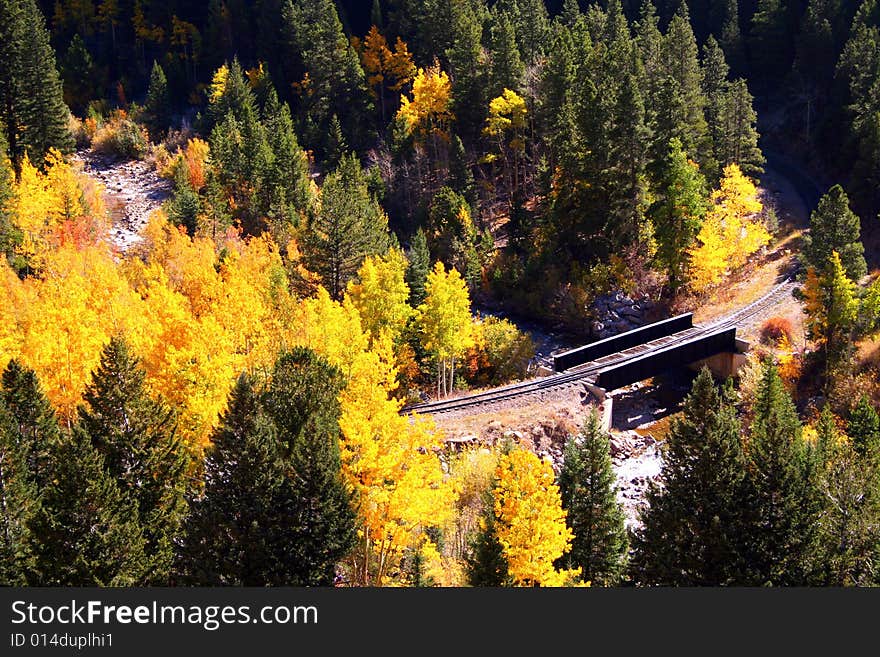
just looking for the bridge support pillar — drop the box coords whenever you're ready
[581,382,613,432]
[689,338,752,380]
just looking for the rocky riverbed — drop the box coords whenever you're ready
[72,149,172,252]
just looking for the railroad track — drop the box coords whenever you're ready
[402,277,796,416]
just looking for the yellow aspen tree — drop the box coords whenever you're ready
[387,37,417,92]
[483,89,528,190]
[396,62,453,144]
[493,448,579,587]
[689,163,769,292]
[12,150,106,267]
[338,336,453,586]
[287,286,370,377]
[417,261,474,398]
[12,242,141,424]
[346,248,413,347]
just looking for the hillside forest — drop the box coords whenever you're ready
[3,0,880,586]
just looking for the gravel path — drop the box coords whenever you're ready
[73,150,172,251]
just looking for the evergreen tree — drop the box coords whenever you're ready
[168,166,201,236]
[650,137,708,294]
[748,0,792,91]
[740,361,820,586]
[629,368,750,585]
[465,502,510,587]
[812,406,880,586]
[144,60,171,141]
[848,396,880,460]
[262,87,312,244]
[718,78,764,176]
[61,34,96,117]
[282,0,374,157]
[801,185,867,282]
[0,0,74,168]
[28,426,147,585]
[702,36,730,182]
[448,134,476,207]
[1,359,58,488]
[489,12,525,99]
[303,153,391,299]
[0,399,38,585]
[78,336,189,585]
[0,129,21,269]
[719,0,745,75]
[803,251,859,385]
[175,375,296,585]
[324,114,347,171]
[557,410,628,586]
[447,0,488,143]
[406,227,431,307]
[499,0,550,64]
[658,8,710,168]
[261,348,357,586]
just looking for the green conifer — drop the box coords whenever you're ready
[557,410,628,586]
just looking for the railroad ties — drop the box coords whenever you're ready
[402,278,795,417]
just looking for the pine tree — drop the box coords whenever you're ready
[702,36,729,182]
[144,60,170,141]
[60,34,95,116]
[1,360,58,488]
[629,368,750,585]
[740,361,820,586]
[651,137,708,294]
[324,114,347,171]
[406,227,431,307]
[718,78,764,176]
[718,0,745,74]
[262,87,312,244]
[175,374,297,585]
[500,0,550,64]
[812,406,880,586]
[28,426,147,585]
[303,153,391,300]
[557,410,628,586]
[168,166,200,236]
[489,12,524,99]
[0,399,39,585]
[658,8,710,168]
[465,502,510,587]
[282,0,374,158]
[0,129,21,268]
[801,185,867,282]
[803,251,859,385]
[448,134,476,207]
[848,396,880,460]
[447,0,488,143]
[262,348,357,586]
[78,336,189,585]
[748,0,792,91]
[0,0,74,169]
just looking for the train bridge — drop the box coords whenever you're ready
[402,278,794,424]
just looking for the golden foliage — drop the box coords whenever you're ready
[338,338,453,585]
[484,88,528,152]
[689,164,770,292]
[346,248,413,347]
[396,62,453,141]
[12,149,107,267]
[493,449,578,587]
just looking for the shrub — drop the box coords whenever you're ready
[465,315,535,387]
[91,109,149,160]
[760,316,794,345]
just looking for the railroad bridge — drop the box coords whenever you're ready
[402,279,794,426]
